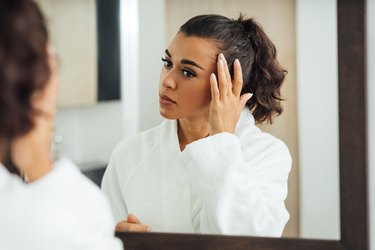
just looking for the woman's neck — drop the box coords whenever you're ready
[177,115,210,151]
[10,116,53,182]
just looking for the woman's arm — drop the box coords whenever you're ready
[101,151,128,225]
[182,132,291,236]
[183,53,290,236]
[102,147,150,232]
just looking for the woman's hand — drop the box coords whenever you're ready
[209,53,252,135]
[115,214,151,232]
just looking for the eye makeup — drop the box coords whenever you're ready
[165,49,205,71]
[161,57,172,69]
[161,57,197,78]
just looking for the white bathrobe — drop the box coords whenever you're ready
[0,157,123,250]
[102,109,291,237]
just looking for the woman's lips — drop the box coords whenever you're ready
[159,94,176,105]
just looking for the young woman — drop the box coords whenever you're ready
[102,14,292,237]
[0,0,122,249]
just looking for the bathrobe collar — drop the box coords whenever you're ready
[159,108,255,154]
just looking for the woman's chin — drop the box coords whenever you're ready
[159,110,177,120]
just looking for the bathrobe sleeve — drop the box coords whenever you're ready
[181,132,291,237]
[101,149,128,225]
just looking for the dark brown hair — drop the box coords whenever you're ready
[0,0,50,175]
[180,14,286,124]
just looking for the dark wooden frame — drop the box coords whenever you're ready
[97,0,121,101]
[115,0,369,249]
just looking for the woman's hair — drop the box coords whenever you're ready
[0,0,50,175]
[180,14,287,124]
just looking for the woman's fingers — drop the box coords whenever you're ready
[218,54,245,98]
[219,53,232,88]
[209,55,251,134]
[240,93,253,108]
[115,214,151,232]
[215,54,246,101]
[127,213,141,224]
[115,220,151,232]
[233,59,244,97]
[210,73,220,103]
[217,55,227,100]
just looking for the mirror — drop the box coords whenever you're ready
[115,0,369,248]
[36,0,121,107]
[122,0,340,240]
[38,0,368,249]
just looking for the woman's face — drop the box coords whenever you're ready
[159,32,218,120]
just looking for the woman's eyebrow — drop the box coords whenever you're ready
[165,49,205,71]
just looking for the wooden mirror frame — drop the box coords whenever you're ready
[115,0,369,249]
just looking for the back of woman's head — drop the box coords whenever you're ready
[180,14,286,124]
[0,0,50,174]
[0,0,50,141]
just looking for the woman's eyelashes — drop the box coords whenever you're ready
[161,57,172,69]
[181,69,196,78]
[161,57,197,78]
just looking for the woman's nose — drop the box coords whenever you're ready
[160,71,177,89]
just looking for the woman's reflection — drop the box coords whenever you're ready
[102,14,291,237]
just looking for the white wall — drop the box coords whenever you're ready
[120,0,140,138]
[138,0,165,131]
[54,0,166,170]
[55,102,124,171]
[296,0,340,239]
[367,0,375,249]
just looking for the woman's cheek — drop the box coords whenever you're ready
[195,87,212,109]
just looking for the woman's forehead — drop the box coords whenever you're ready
[167,33,218,66]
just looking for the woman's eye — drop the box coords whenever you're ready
[182,69,196,78]
[161,58,172,69]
